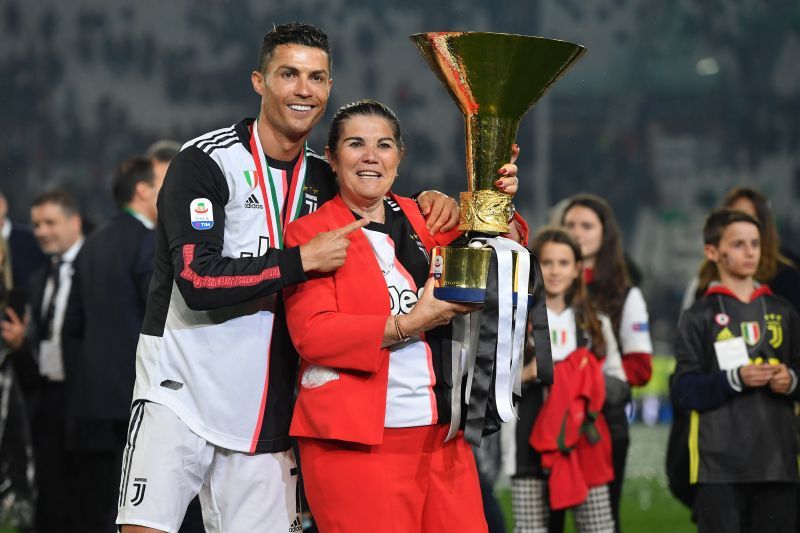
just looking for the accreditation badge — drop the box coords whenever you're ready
[714,336,749,370]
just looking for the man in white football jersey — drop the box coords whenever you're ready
[117,23,462,533]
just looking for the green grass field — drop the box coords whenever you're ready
[498,424,694,532]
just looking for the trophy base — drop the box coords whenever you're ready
[430,238,530,305]
[433,286,488,303]
[430,243,493,303]
[435,286,526,305]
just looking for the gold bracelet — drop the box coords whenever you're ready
[394,315,409,341]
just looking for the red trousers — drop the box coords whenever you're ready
[298,424,488,533]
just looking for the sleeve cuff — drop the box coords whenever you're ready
[511,212,529,247]
[787,368,798,396]
[726,368,744,393]
[279,246,308,287]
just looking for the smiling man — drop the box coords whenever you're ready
[2,190,84,533]
[116,23,461,533]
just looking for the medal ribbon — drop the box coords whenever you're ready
[249,121,307,249]
[446,236,537,445]
[482,236,530,423]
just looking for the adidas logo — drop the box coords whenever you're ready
[289,516,302,532]
[245,194,263,209]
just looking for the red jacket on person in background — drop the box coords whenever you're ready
[530,346,614,510]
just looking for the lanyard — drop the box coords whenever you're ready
[248,121,307,249]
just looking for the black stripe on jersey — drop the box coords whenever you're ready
[194,128,235,149]
[119,401,145,507]
[253,299,296,453]
[196,129,236,151]
[205,137,241,155]
[377,203,454,423]
[199,134,237,153]
[386,197,401,212]
[199,134,238,154]
[235,119,255,154]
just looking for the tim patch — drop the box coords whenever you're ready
[190,198,214,230]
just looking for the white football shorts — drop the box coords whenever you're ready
[117,401,301,533]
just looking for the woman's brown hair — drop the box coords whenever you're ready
[561,194,631,335]
[531,227,606,358]
[696,186,790,294]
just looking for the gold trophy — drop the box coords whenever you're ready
[411,32,586,302]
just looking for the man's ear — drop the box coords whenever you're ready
[133,180,151,201]
[251,71,265,96]
[704,244,719,263]
[70,214,83,234]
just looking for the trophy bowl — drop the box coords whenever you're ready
[410,31,586,302]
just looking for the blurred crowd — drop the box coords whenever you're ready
[0,141,206,532]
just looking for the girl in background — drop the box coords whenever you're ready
[512,228,621,533]
[561,194,653,532]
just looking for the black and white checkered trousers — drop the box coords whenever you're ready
[511,477,615,533]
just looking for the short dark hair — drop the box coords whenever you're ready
[257,22,331,74]
[145,140,181,163]
[31,189,80,217]
[327,100,404,157]
[112,157,154,208]
[703,208,761,246]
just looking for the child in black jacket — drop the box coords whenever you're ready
[673,208,800,533]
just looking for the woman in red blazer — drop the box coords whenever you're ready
[283,100,524,532]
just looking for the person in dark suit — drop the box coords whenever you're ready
[61,157,163,533]
[2,189,84,533]
[0,190,47,293]
[0,220,37,530]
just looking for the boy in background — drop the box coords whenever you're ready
[672,208,800,533]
